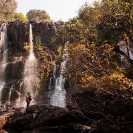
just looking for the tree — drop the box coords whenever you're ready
[26,9,51,22]
[0,0,17,21]
[14,12,28,22]
[66,43,132,90]
[118,0,133,16]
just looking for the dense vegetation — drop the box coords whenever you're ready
[0,0,51,22]
[1,1,133,132]
[1,0,133,92]
[50,0,133,91]
[0,0,17,21]
[26,9,51,22]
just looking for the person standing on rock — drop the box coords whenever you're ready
[26,92,32,108]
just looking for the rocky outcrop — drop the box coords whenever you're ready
[7,20,29,52]
[3,104,91,133]
[2,87,133,133]
[72,88,133,133]
[0,20,64,103]
[7,20,64,52]
[0,58,25,102]
[0,111,14,129]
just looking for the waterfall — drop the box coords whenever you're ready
[118,40,133,60]
[48,61,56,98]
[50,42,69,108]
[0,23,8,79]
[8,86,13,106]
[16,81,23,107]
[23,24,37,105]
[0,23,8,105]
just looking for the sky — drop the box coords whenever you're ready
[16,0,100,22]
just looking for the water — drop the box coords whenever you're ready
[0,83,4,105]
[8,86,13,106]
[48,61,56,98]
[50,42,69,108]
[119,40,133,60]
[0,23,8,105]
[16,81,23,107]
[23,24,37,105]
[14,56,23,63]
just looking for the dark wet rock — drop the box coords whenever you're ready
[66,123,91,133]
[25,104,50,113]
[3,104,90,132]
[7,20,64,52]
[0,129,8,133]
[14,107,25,117]
[0,111,14,129]
[72,88,133,133]
[5,115,33,130]
[2,88,133,133]
[4,59,24,82]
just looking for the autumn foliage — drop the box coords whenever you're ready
[65,43,133,91]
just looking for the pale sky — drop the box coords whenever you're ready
[16,0,101,22]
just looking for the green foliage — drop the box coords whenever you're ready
[14,12,28,22]
[53,0,133,46]
[34,44,43,51]
[53,18,95,45]
[26,9,51,22]
[118,0,133,15]
[0,0,17,22]
[57,46,63,57]
[34,36,42,51]
[23,44,30,51]
[35,36,41,45]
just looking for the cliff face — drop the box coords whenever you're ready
[7,20,29,52]
[0,20,64,105]
[7,20,64,52]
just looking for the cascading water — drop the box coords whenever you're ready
[48,61,56,99]
[23,24,37,106]
[16,81,23,107]
[0,23,8,105]
[8,86,13,106]
[50,42,69,108]
[118,40,133,66]
[119,44,133,59]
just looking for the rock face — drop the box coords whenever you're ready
[0,111,14,129]
[0,20,64,103]
[7,20,29,52]
[73,88,133,133]
[3,104,91,133]
[7,20,64,52]
[0,58,25,102]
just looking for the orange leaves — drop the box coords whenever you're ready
[66,42,133,90]
[109,73,124,80]
[109,72,133,89]
[66,43,116,88]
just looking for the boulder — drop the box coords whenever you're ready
[4,104,90,132]
[0,111,14,129]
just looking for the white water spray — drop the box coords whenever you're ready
[48,61,56,98]
[0,23,8,105]
[119,40,133,60]
[8,86,13,106]
[50,42,69,108]
[23,24,37,105]
[15,81,23,107]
